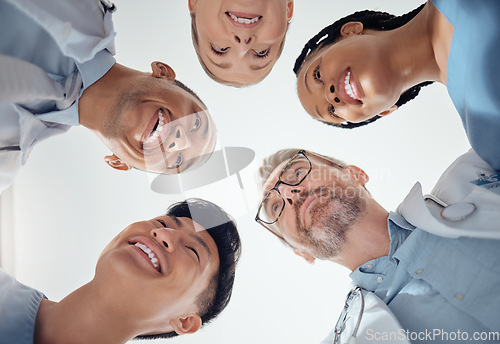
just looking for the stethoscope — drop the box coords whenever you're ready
[423,194,476,221]
[333,286,364,344]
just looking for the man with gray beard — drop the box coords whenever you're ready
[255,148,500,343]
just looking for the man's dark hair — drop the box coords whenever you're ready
[136,198,241,339]
[173,79,206,108]
[294,4,433,129]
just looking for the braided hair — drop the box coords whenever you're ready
[294,4,433,129]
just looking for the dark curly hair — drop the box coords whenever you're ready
[136,198,241,340]
[294,4,433,129]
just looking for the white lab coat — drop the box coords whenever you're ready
[0,0,115,194]
[397,149,500,239]
[320,288,410,344]
[322,149,500,344]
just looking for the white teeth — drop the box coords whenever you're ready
[145,110,165,143]
[228,13,260,24]
[344,70,357,100]
[134,242,159,270]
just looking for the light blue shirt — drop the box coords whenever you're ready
[0,268,45,344]
[430,0,500,171]
[350,212,500,344]
[0,0,116,193]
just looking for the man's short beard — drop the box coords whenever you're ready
[103,88,144,140]
[295,185,366,260]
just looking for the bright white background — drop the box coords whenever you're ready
[4,0,470,343]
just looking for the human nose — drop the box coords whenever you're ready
[233,33,254,53]
[166,125,190,152]
[150,227,176,253]
[325,84,341,105]
[280,184,306,206]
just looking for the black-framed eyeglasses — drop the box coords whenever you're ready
[255,150,312,226]
[255,150,343,239]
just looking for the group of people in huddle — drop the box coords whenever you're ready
[1,0,499,343]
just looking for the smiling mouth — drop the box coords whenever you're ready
[226,12,262,24]
[340,68,363,105]
[141,109,173,151]
[145,110,165,144]
[130,241,161,273]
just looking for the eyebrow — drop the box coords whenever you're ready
[207,56,232,69]
[250,60,273,71]
[169,215,182,227]
[202,113,210,138]
[304,64,312,94]
[314,106,324,120]
[191,232,211,259]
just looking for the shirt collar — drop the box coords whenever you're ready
[386,211,415,258]
[34,50,115,127]
[76,49,116,91]
[349,212,414,289]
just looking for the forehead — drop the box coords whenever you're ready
[262,159,290,193]
[296,54,326,120]
[178,217,219,252]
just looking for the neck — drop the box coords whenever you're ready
[379,2,447,90]
[332,200,390,271]
[78,63,138,133]
[35,281,142,344]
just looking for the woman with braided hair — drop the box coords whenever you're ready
[295,0,500,171]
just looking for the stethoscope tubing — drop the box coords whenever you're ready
[333,286,365,344]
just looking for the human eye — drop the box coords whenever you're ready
[191,112,202,132]
[157,219,167,228]
[328,104,343,121]
[254,49,270,58]
[186,246,200,262]
[294,167,307,180]
[313,65,322,83]
[173,155,182,168]
[270,202,281,216]
[211,44,229,56]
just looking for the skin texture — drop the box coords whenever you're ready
[261,154,369,259]
[35,216,220,344]
[189,0,293,85]
[79,62,216,174]
[260,151,390,270]
[296,1,454,126]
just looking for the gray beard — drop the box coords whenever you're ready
[295,186,366,259]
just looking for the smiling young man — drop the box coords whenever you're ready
[256,148,500,343]
[0,199,241,344]
[189,0,294,86]
[0,0,216,194]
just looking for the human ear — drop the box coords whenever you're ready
[293,249,316,264]
[378,104,398,117]
[151,61,176,81]
[170,314,202,335]
[344,165,369,186]
[286,0,294,22]
[340,22,364,37]
[104,154,131,171]
[188,0,197,13]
